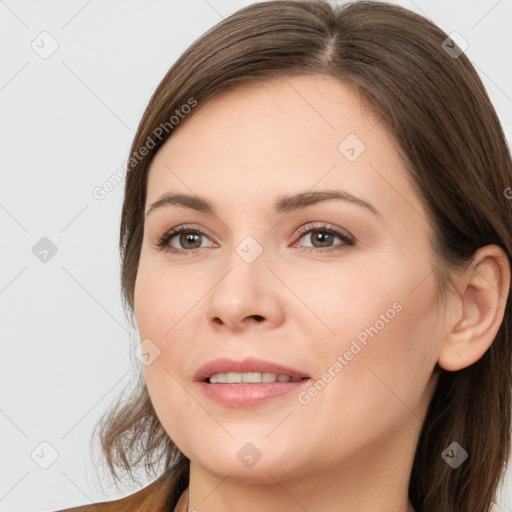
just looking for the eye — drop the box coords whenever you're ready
[155,224,217,254]
[292,223,356,253]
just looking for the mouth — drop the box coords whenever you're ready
[194,357,311,407]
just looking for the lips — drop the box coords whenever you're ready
[194,356,312,407]
[194,357,310,382]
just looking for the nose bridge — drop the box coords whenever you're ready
[234,234,266,266]
[221,211,271,274]
[204,232,283,329]
[217,234,268,307]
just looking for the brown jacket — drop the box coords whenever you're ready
[54,473,187,512]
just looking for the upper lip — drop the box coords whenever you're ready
[194,357,311,382]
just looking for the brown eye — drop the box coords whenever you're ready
[302,230,336,248]
[294,225,355,253]
[175,231,203,250]
[155,225,217,254]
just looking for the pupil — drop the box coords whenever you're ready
[313,232,332,247]
[181,232,200,248]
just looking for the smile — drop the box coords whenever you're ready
[208,372,304,383]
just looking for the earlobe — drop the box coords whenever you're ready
[437,244,511,372]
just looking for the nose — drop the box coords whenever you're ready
[204,250,285,333]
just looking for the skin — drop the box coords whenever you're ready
[134,75,510,512]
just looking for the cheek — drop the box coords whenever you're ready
[284,254,424,361]
[287,272,440,469]
[316,267,439,420]
[133,256,210,442]
[297,252,440,413]
[134,254,198,339]
[134,269,198,459]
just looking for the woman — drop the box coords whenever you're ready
[57,1,512,511]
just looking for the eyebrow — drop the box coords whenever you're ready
[145,190,382,220]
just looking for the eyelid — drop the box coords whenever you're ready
[294,221,354,240]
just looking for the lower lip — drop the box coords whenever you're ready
[197,379,311,407]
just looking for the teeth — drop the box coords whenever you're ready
[208,372,303,384]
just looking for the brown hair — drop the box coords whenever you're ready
[91,1,512,511]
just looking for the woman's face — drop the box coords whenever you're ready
[134,75,447,487]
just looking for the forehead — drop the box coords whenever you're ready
[162,75,379,162]
[146,74,426,225]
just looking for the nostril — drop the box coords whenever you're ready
[252,315,264,322]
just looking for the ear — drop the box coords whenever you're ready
[438,244,511,372]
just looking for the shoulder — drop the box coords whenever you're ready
[53,473,174,512]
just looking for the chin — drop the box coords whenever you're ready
[185,438,307,484]
[196,456,296,485]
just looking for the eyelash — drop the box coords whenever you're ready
[154,223,356,255]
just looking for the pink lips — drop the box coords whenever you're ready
[194,357,311,407]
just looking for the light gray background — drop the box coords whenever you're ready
[1,1,511,511]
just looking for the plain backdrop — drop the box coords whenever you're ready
[1,1,512,511]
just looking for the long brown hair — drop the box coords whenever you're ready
[91,1,512,510]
